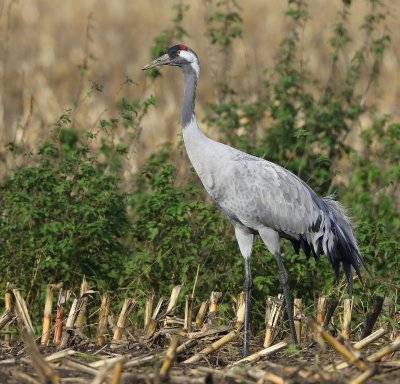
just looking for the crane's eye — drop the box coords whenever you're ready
[176,50,181,55]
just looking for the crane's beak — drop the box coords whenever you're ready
[142,54,171,70]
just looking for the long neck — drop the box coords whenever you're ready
[181,66,198,128]
[180,64,213,179]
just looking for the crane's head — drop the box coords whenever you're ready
[142,44,200,77]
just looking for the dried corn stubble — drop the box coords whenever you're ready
[22,329,60,384]
[317,297,327,326]
[208,291,222,326]
[327,327,388,371]
[144,297,165,339]
[184,292,245,364]
[307,319,369,370]
[264,294,283,348]
[54,289,71,345]
[0,310,15,331]
[294,298,302,343]
[164,285,182,326]
[13,289,35,335]
[184,294,193,333]
[235,292,245,331]
[160,335,180,377]
[342,298,353,340]
[60,298,79,349]
[144,293,154,329]
[74,277,96,332]
[41,283,62,345]
[195,300,209,329]
[97,292,111,346]
[230,341,288,366]
[4,284,14,345]
[111,298,136,348]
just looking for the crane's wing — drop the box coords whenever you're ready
[201,145,368,293]
[206,149,319,236]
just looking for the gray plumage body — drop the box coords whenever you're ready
[143,44,368,354]
[184,113,366,293]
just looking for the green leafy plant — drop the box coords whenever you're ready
[0,126,129,312]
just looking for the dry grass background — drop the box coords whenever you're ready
[0,0,399,177]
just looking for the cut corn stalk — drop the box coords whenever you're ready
[60,298,79,349]
[144,297,164,339]
[342,298,353,339]
[89,355,126,369]
[97,292,111,346]
[195,300,209,329]
[4,284,13,345]
[349,366,379,384]
[184,295,193,333]
[307,319,368,370]
[111,362,123,384]
[160,335,180,377]
[64,359,99,376]
[124,354,162,368]
[74,277,89,332]
[53,289,70,345]
[328,327,388,371]
[230,341,288,366]
[208,291,222,325]
[0,310,15,331]
[111,298,136,347]
[246,367,287,384]
[22,329,60,384]
[354,327,388,349]
[235,292,245,331]
[144,293,154,329]
[176,338,198,354]
[41,283,62,345]
[13,289,35,335]
[264,294,283,348]
[366,335,400,362]
[184,293,244,364]
[164,285,182,326]
[183,329,240,364]
[44,348,77,363]
[294,298,302,343]
[41,285,53,345]
[317,297,327,326]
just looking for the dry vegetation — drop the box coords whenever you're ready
[0,282,399,383]
[0,0,399,176]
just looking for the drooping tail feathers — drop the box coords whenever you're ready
[318,196,369,294]
[293,195,369,294]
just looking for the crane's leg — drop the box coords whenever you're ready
[234,226,254,357]
[259,228,298,345]
[243,256,252,356]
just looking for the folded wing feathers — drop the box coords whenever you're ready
[307,195,369,294]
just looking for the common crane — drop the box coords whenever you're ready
[143,44,368,356]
